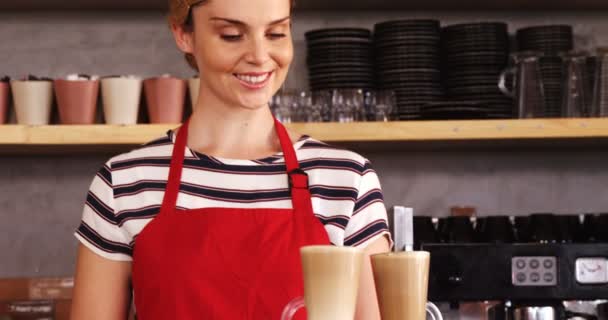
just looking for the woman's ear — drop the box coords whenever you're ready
[170,23,195,54]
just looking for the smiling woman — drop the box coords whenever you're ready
[168,0,296,71]
[170,0,293,113]
[69,0,391,319]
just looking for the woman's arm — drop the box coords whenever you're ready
[355,235,391,320]
[70,244,132,320]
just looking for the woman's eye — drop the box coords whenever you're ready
[267,33,286,40]
[220,34,242,42]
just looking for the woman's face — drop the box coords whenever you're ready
[182,0,293,111]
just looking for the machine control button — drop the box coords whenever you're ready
[529,259,540,269]
[530,272,541,282]
[516,259,526,269]
[543,259,554,269]
[516,272,527,283]
[543,273,554,283]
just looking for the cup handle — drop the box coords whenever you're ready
[426,302,443,320]
[280,296,305,320]
[498,67,516,98]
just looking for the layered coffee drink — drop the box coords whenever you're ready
[300,245,363,320]
[371,251,435,320]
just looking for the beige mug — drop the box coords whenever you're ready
[281,245,364,320]
[101,76,142,125]
[188,76,200,111]
[11,79,53,125]
[371,251,443,320]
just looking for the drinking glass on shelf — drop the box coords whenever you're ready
[296,91,312,122]
[302,91,325,123]
[499,51,546,118]
[282,90,302,122]
[372,90,396,122]
[349,89,367,121]
[331,89,364,122]
[591,51,608,117]
[331,89,351,122]
[561,51,592,117]
[271,90,294,123]
[313,90,332,122]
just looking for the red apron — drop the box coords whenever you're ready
[132,118,331,319]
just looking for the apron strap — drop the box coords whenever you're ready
[273,118,314,214]
[160,118,190,213]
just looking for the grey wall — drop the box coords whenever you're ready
[1,10,607,278]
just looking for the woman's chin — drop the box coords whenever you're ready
[235,94,273,110]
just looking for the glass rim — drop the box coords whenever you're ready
[300,245,363,253]
[371,250,430,259]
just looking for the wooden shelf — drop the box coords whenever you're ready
[1,118,607,154]
[2,0,608,11]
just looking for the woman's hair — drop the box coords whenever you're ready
[167,0,295,71]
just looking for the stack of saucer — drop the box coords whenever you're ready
[441,22,513,118]
[305,28,375,92]
[373,19,443,120]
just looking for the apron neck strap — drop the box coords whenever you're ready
[160,118,190,212]
[273,118,311,213]
[273,118,299,172]
[161,117,311,212]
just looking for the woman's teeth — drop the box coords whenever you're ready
[235,73,270,84]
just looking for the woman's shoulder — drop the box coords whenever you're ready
[297,136,372,172]
[102,131,175,171]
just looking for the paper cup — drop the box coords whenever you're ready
[188,77,200,111]
[55,79,99,124]
[101,77,142,125]
[144,76,186,124]
[11,80,53,125]
[0,82,9,124]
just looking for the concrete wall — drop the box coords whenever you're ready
[1,10,607,278]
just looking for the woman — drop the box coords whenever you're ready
[70,0,391,318]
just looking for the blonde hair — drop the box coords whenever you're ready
[167,0,295,71]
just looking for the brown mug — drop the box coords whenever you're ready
[54,78,99,125]
[0,82,9,124]
[144,75,186,124]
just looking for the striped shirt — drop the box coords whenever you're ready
[75,130,391,261]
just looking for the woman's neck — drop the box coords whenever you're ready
[186,95,293,160]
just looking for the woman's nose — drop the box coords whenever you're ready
[244,36,271,65]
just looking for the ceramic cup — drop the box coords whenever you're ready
[188,76,200,111]
[0,81,9,124]
[54,76,100,124]
[144,75,186,124]
[101,76,142,125]
[11,79,53,125]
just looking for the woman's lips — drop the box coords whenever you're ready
[234,71,273,90]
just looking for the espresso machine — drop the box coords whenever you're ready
[389,207,608,320]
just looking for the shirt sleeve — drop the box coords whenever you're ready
[74,161,134,261]
[343,159,393,249]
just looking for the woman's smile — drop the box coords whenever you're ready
[233,71,274,90]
